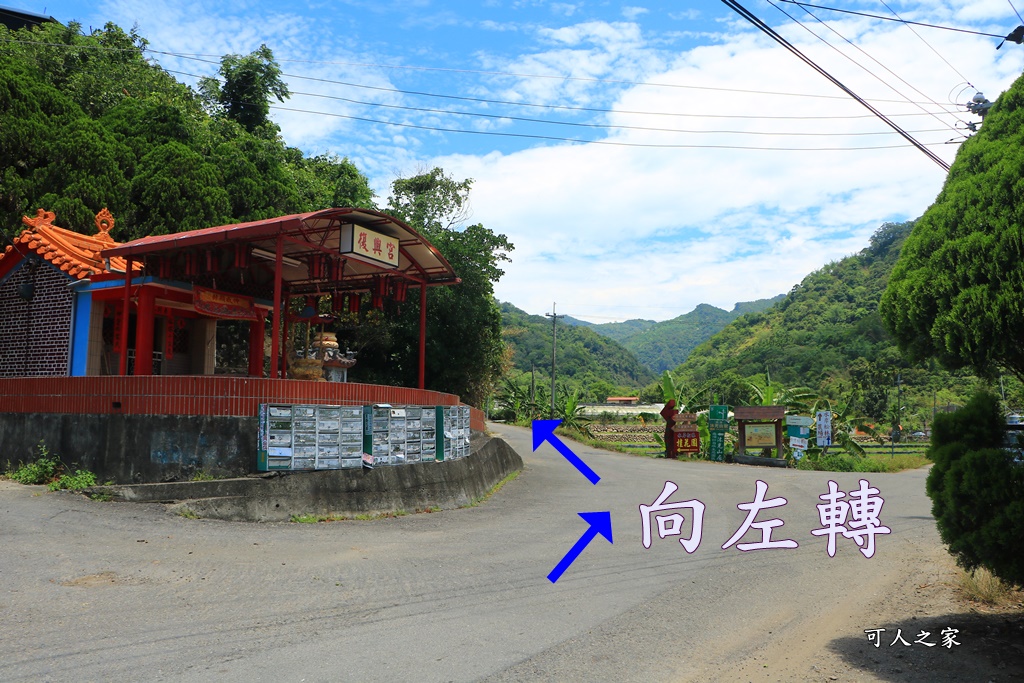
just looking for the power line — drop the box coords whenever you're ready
[268,102,956,152]
[769,0,968,138]
[1009,0,1024,25]
[878,0,975,89]
[0,36,968,108]
[166,67,952,139]
[719,0,951,171]
[776,1,1007,38]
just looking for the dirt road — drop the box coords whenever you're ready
[1,423,1020,682]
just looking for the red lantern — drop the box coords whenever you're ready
[393,279,409,303]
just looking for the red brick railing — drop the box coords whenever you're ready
[0,376,485,431]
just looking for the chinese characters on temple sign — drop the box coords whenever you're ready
[865,627,960,649]
[372,236,382,255]
[357,231,368,251]
[387,242,396,261]
[639,479,889,557]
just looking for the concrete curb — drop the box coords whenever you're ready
[90,434,524,522]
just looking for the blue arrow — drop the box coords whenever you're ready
[548,511,613,583]
[532,419,601,484]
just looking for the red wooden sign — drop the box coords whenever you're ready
[675,430,700,454]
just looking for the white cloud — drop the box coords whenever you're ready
[78,2,1024,322]
[423,11,1024,320]
[622,7,649,21]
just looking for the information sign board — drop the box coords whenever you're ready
[816,410,833,447]
[745,424,777,448]
[709,431,725,461]
[787,415,814,427]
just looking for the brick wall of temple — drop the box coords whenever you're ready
[0,261,73,377]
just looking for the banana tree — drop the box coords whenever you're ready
[554,386,592,436]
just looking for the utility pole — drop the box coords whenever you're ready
[545,302,564,419]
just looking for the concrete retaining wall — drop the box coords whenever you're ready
[0,413,257,483]
[94,435,523,522]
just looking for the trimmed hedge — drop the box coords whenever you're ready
[926,391,1024,587]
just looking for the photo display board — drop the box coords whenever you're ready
[257,403,471,471]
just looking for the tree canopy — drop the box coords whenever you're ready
[0,21,373,241]
[880,71,1024,382]
[343,168,512,406]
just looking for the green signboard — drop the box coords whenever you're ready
[709,405,730,432]
[709,431,726,462]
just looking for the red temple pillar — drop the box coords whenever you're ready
[270,236,283,378]
[119,259,132,375]
[134,287,156,375]
[248,315,265,377]
[418,283,427,390]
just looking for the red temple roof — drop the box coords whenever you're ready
[1,208,138,280]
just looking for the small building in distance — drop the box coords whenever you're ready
[605,396,639,405]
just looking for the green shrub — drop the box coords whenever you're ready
[853,458,886,473]
[8,442,61,485]
[927,391,1024,588]
[48,470,98,491]
[818,453,856,472]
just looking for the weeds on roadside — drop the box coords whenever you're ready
[7,442,61,485]
[7,441,106,490]
[461,470,520,508]
[48,470,97,491]
[290,509,420,523]
[178,508,200,519]
[957,567,1018,606]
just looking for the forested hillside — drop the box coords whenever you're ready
[500,302,654,401]
[563,316,656,344]
[563,296,784,373]
[670,222,1022,426]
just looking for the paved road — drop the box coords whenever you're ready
[0,424,941,682]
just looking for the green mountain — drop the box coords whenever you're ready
[670,222,1011,423]
[566,317,658,344]
[500,302,655,399]
[564,296,784,374]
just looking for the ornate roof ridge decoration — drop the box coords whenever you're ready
[2,208,138,279]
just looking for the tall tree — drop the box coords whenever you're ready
[880,72,1024,381]
[379,168,513,405]
[198,44,289,135]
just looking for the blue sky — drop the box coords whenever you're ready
[20,1,1024,321]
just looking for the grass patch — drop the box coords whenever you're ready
[89,492,114,502]
[190,469,219,481]
[461,470,520,508]
[796,450,930,473]
[178,507,201,519]
[290,508,428,523]
[957,567,1018,606]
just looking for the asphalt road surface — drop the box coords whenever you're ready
[1,423,946,682]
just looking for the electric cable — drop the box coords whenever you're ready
[719,0,950,171]
[0,36,968,108]
[166,67,952,139]
[770,0,968,138]
[776,1,1006,38]
[1008,0,1024,25]
[878,0,975,89]
[267,101,955,152]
